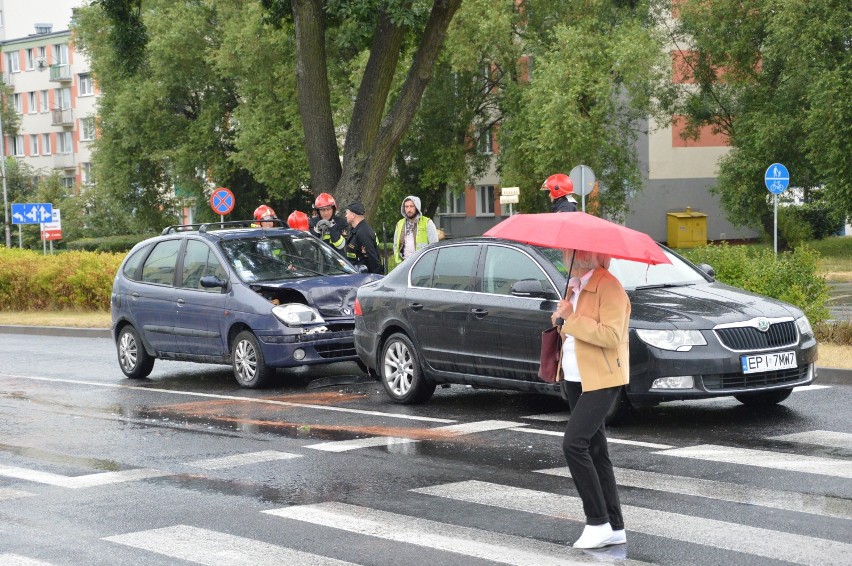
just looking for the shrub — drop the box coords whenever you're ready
[815,321,852,346]
[0,248,124,311]
[680,242,830,324]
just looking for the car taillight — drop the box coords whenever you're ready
[354,298,362,316]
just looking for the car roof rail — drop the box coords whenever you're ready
[161,223,203,235]
[197,219,287,233]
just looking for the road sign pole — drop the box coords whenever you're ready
[581,168,585,213]
[773,194,778,258]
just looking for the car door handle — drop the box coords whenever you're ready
[176,298,185,306]
[131,292,139,299]
[409,302,424,311]
[471,308,488,318]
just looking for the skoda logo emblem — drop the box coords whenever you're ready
[756,318,770,332]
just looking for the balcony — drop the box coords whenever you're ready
[1,73,11,85]
[51,108,74,127]
[53,153,75,170]
[50,64,72,82]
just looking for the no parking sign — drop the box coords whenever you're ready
[209,187,235,219]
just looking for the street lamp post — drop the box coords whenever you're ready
[0,107,10,249]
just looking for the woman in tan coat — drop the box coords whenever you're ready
[550,249,630,549]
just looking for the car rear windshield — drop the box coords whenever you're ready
[220,234,357,282]
[536,246,707,289]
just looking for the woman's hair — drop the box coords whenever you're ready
[564,249,612,270]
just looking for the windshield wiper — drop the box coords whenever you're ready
[634,282,693,290]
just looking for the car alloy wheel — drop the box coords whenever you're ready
[231,330,272,388]
[380,333,436,404]
[384,340,414,397]
[117,325,154,379]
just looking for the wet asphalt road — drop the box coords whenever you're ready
[0,333,850,566]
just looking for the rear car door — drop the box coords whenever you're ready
[128,239,182,354]
[174,239,230,357]
[405,244,480,375]
[468,244,559,381]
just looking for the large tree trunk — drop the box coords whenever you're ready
[334,0,463,216]
[292,0,341,194]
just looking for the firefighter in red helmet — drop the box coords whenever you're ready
[309,192,348,250]
[287,210,310,231]
[541,173,578,213]
[253,204,278,227]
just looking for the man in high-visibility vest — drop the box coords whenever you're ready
[392,195,439,265]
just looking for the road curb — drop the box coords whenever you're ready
[0,325,850,384]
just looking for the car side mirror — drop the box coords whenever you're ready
[697,263,715,278]
[200,275,227,289]
[511,279,555,299]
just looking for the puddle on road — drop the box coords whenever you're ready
[0,442,123,471]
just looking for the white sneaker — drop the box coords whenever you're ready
[603,529,627,545]
[572,523,614,549]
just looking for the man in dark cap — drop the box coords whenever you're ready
[343,201,383,274]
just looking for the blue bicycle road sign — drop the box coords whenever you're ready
[11,203,53,225]
[765,163,790,195]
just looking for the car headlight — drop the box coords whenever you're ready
[272,303,326,326]
[795,315,814,338]
[635,329,707,352]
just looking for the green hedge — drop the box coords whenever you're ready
[678,242,830,324]
[0,248,124,310]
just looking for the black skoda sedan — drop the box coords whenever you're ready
[353,238,818,422]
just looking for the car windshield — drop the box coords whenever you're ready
[220,234,357,282]
[536,246,707,290]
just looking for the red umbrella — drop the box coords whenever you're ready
[484,212,671,266]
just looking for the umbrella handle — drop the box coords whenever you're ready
[563,250,576,300]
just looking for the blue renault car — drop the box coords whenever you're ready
[111,220,382,387]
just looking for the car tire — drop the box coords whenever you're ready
[734,388,793,406]
[117,325,155,379]
[605,386,633,426]
[380,333,436,404]
[232,330,272,388]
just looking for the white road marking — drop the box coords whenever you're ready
[0,373,455,424]
[521,412,569,422]
[188,450,302,470]
[306,420,525,453]
[656,444,852,479]
[413,480,852,566]
[536,466,852,520]
[265,502,652,566]
[104,524,359,566]
[0,555,54,566]
[767,430,852,451]
[0,466,168,489]
[509,427,674,450]
[0,488,35,501]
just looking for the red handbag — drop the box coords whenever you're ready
[538,326,562,382]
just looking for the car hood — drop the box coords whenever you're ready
[254,273,383,317]
[628,281,801,329]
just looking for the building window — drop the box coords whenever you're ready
[30,134,39,156]
[80,117,96,141]
[476,185,495,216]
[38,46,46,60]
[13,135,24,156]
[78,74,93,96]
[478,127,493,155]
[25,49,35,70]
[57,132,72,154]
[40,90,49,113]
[13,93,22,113]
[42,134,51,155]
[62,176,75,190]
[35,23,53,34]
[28,92,38,114]
[5,52,20,73]
[81,162,94,185]
[55,87,71,110]
[441,187,466,215]
[52,44,69,65]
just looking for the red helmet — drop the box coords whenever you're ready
[313,192,336,210]
[287,210,309,231]
[541,173,574,199]
[253,204,277,221]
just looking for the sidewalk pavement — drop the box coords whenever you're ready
[1,325,849,384]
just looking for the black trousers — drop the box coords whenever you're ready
[561,381,624,529]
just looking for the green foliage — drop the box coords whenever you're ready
[680,242,830,324]
[66,234,157,253]
[776,207,813,250]
[0,248,123,310]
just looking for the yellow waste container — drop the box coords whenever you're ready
[667,207,707,248]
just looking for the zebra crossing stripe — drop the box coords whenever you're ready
[412,480,852,566]
[509,427,674,450]
[104,524,360,566]
[656,444,852,479]
[306,420,525,453]
[536,466,852,520]
[767,430,852,451]
[0,466,168,489]
[0,554,54,565]
[188,450,302,470]
[0,488,35,501]
[265,502,652,566]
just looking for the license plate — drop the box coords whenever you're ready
[741,351,797,374]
